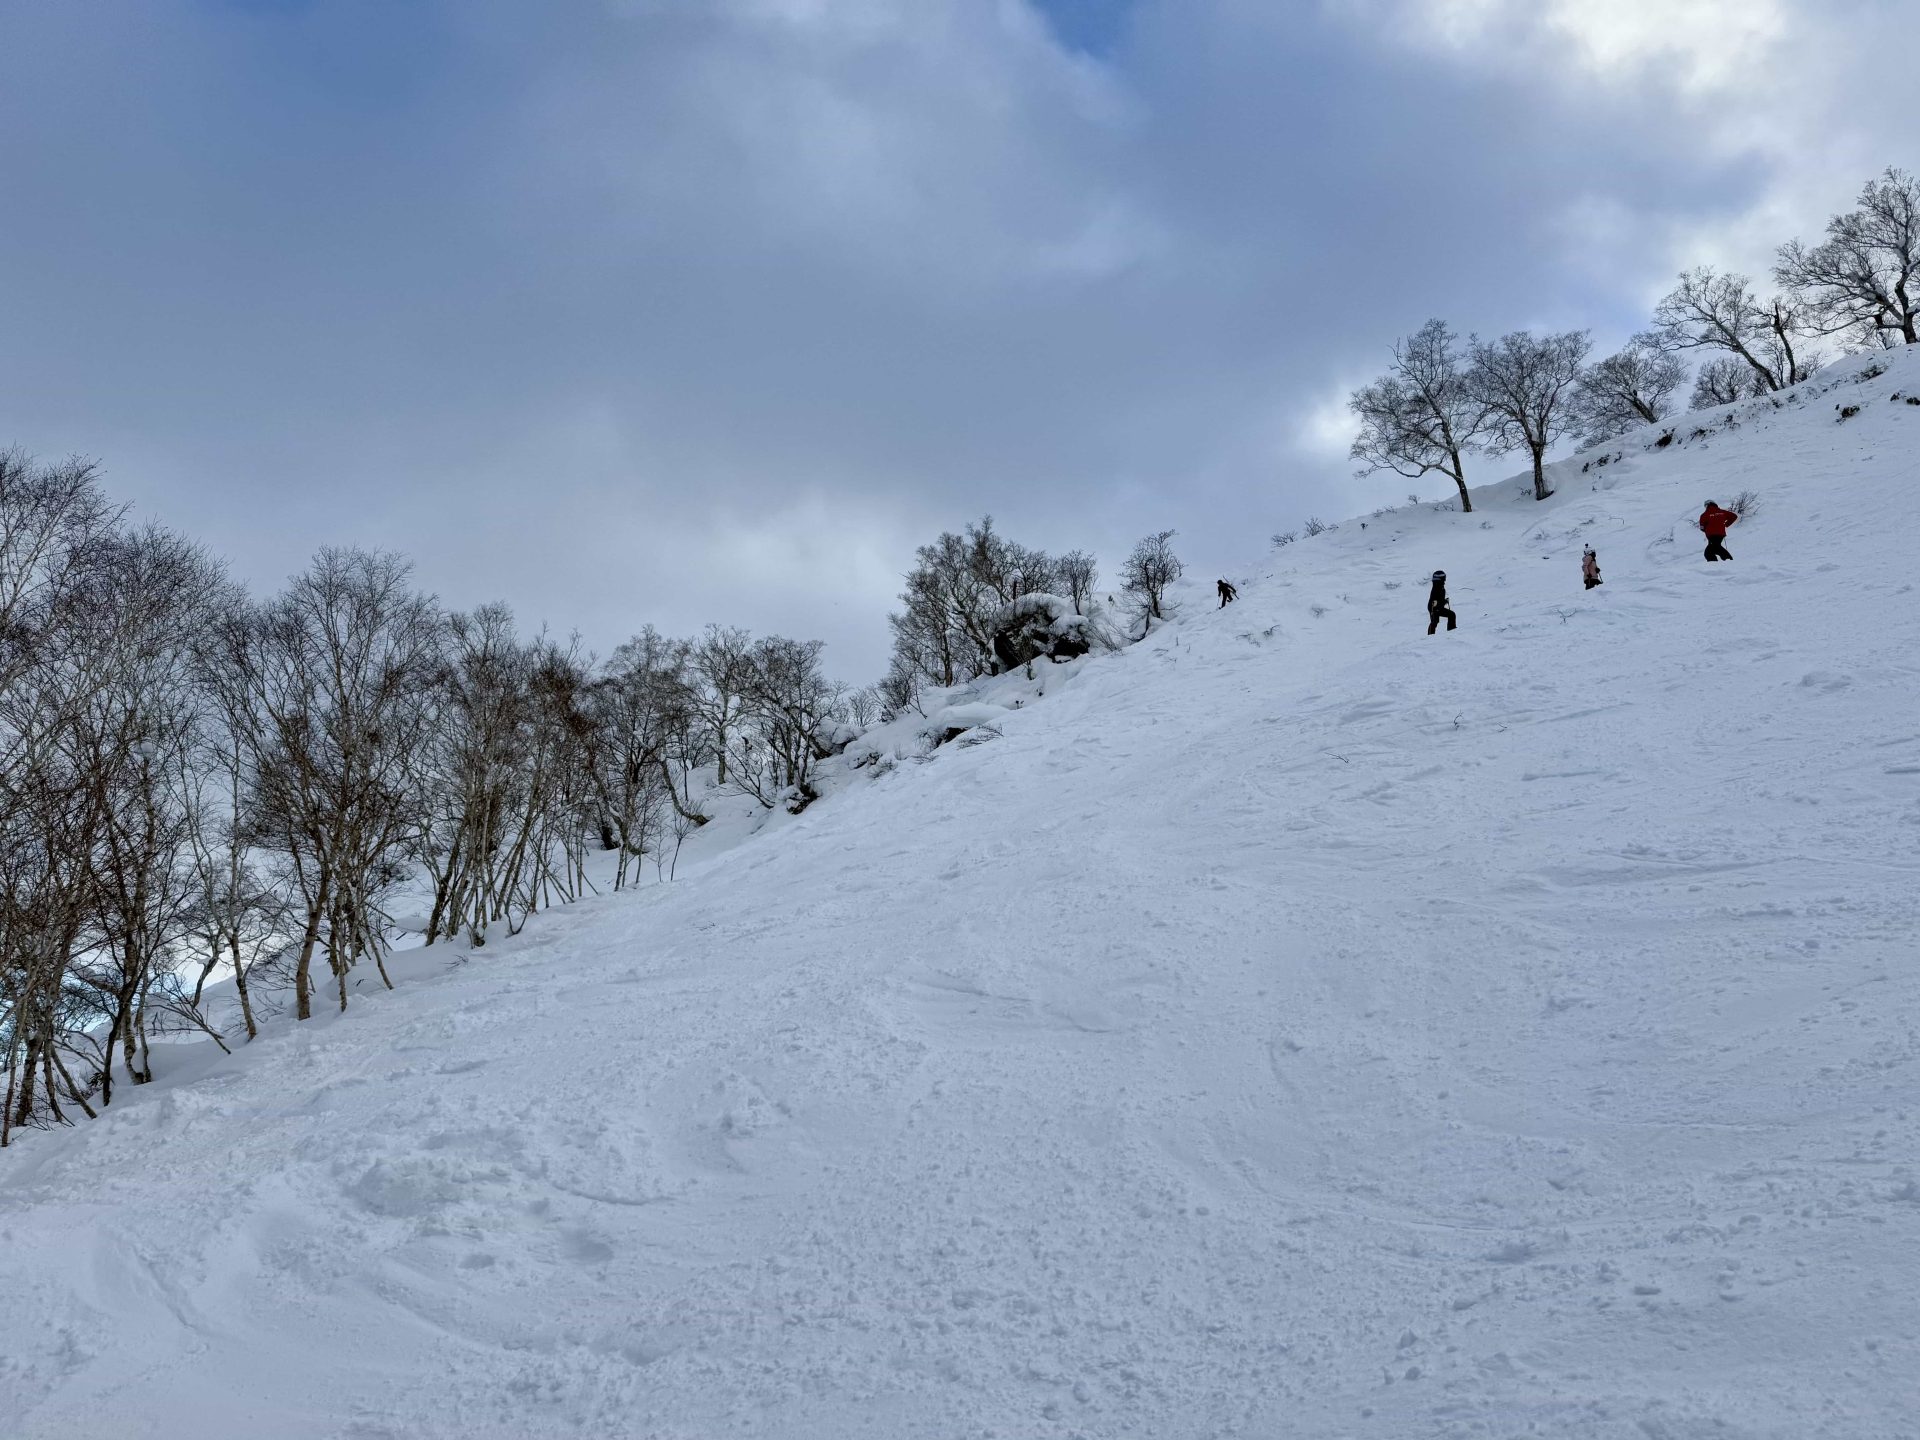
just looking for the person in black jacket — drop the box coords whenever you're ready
[1427,570,1456,634]
[1216,578,1238,608]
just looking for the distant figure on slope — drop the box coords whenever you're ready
[1217,578,1238,608]
[1427,570,1457,634]
[1582,547,1602,590]
[1699,501,1739,562]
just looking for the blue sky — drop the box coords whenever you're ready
[1,0,1914,678]
[1031,0,1138,55]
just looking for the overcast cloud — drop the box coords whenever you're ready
[2,0,1914,677]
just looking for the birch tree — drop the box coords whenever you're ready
[1349,319,1486,512]
[1651,267,1818,392]
[1776,167,1920,349]
[1466,330,1592,502]
[1570,338,1686,443]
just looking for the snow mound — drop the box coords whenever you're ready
[924,700,1012,738]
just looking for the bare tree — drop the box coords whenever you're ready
[1120,529,1183,628]
[1,454,129,1135]
[1465,329,1592,501]
[203,550,442,1019]
[1057,550,1099,615]
[1776,167,1920,349]
[686,625,752,786]
[1571,337,1686,442]
[2,459,234,1125]
[1349,319,1486,512]
[580,627,690,890]
[1689,356,1760,411]
[63,527,225,1102]
[845,685,882,729]
[181,703,291,1045]
[415,607,598,938]
[876,656,925,721]
[1651,267,1818,392]
[722,636,842,810]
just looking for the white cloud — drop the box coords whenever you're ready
[1331,0,1919,287]
[1350,0,1788,94]
[1293,384,1360,462]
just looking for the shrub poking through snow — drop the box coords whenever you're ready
[1728,489,1760,518]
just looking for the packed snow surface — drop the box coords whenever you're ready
[5,352,1920,1438]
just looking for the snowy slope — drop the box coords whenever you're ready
[4,350,1920,1440]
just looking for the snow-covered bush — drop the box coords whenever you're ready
[989,593,1107,672]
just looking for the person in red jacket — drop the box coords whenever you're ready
[1699,501,1739,562]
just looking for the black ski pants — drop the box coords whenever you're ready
[1427,607,1456,634]
[1704,536,1732,562]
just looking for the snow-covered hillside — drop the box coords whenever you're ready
[5,349,1920,1440]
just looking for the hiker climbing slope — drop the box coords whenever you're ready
[1583,547,1602,590]
[1699,501,1739,562]
[1216,579,1237,608]
[1427,570,1457,634]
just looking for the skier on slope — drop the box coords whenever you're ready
[1426,570,1457,634]
[1699,501,1739,562]
[1582,547,1602,590]
[1217,578,1238,608]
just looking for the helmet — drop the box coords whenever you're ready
[1432,570,1445,580]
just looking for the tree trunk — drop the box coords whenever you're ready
[119,955,149,1089]
[293,868,330,1022]
[2,1040,19,1147]
[424,828,465,945]
[134,999,153,1084]
[50,1044,96,1120]
[230,933,258,1041]
[333,926,350,1013]
[14,1036,39,1128]
[657,758,708,826]
[1448,462,1474,513]
[1531,446,1552,501]
[38,1042,61,1124]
